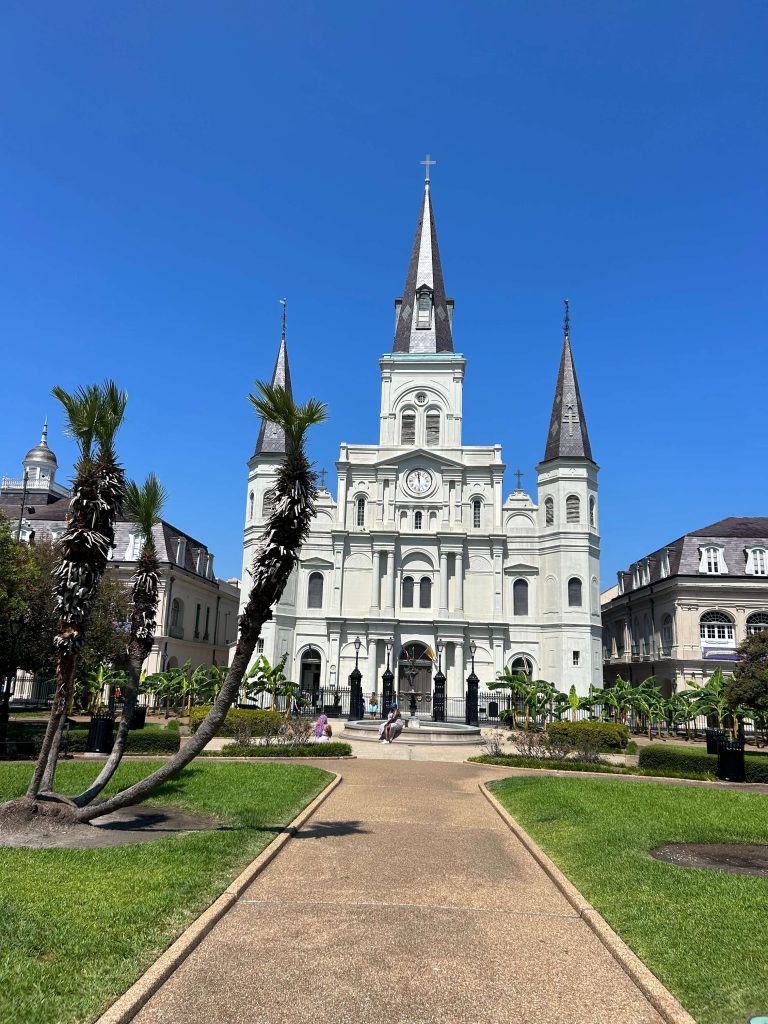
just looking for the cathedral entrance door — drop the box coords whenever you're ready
[300,647,322,710]
[398,642,433,715]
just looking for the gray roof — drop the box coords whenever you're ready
[254,335,293,456]
[542,311,593,462]
[620,517,768,590]
[393,182,453,354]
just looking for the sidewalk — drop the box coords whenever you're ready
[130,761,668,1024]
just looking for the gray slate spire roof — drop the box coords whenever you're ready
[543,302,593,462]
[254,333,293,456]
[393,178,453,353]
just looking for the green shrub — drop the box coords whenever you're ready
[469,754,622,774]
[546,720,629,751]
[625,740,638,755]
[57,725,179,755]
[165,719,180,731]
[188,705,282,737]
[638,743,768,782]
[207,742,352,758]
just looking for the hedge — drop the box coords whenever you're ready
[469,754,623,774]
[205,742,352,758]
[546,720,630,751]
[188,705,282,737]
[6,723,180,755]
[639,744,768,783]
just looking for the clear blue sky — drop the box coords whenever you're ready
[1,1,766,582]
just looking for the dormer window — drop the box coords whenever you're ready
[699,545,727,575]
[416,289,432,328]
[746,547,768,576]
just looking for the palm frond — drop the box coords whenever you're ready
[51,384,102,460]
[93,380,128,462]
[248,381,327,454]
[125,472,167,543]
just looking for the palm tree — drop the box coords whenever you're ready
[28,381,127,798]
[73,473,166,806]
[73,381,326,820]
[488,667,529,729]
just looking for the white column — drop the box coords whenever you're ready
[455,550,464,613]
[385,551,396,614]
[367,639,377,696]
[439,550,449,614]
[370,550,380,612]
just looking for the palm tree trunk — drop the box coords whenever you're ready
[27,654,76,798]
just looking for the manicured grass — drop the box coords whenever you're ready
[490,775,768,1024]
[0,759,332,1024]
[205,741,352,757]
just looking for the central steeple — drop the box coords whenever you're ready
[393,168,454,354]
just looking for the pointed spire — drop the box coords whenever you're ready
[393,160,453,354]
[543,300,593,462]
[254,300,293,456]
[40,417,49,448]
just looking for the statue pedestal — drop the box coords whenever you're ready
[407,717,421,729]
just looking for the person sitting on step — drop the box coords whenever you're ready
[379,704,403,744]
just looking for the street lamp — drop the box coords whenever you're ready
[433,640,446,723]
[348,636,364,721]
[382,637,394,718]
[466,640,479,727]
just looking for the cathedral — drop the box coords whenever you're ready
[239,173,601,706]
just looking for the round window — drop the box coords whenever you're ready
[415,391,427,405]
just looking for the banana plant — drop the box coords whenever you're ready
[684,668,736,735]
[488,668,530,729]
[599,675,636,725]
[628,676,663,739]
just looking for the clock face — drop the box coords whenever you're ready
[406,468,433,495]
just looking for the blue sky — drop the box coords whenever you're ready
[1,1,766,581]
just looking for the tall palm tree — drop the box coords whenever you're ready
[28,381,127,798]
[74,381,326,820]
[73,473,166,806]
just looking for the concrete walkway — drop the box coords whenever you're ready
[133,761,666,1024]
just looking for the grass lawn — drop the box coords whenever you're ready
[0,759,332,1024]
[490,775,768,1024]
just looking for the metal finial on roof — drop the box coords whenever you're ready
[563,298,570,341]
[40,417,49,446]
[280,297,287,341]
[420,153,436,187]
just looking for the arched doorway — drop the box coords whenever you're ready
[300,647,322,709]
[509,656,533,679]
[398,642,433,714]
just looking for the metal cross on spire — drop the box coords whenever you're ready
[563,298,570,340]
[420,153,436,184]
[280,297,287,340]
[514,469,524,491]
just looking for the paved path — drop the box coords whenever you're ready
[134,761,665,1024]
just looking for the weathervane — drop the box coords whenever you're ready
[280,297,287,340]
[420,153,436,185]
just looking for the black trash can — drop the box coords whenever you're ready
[488,700,499,719]
[705,727,726,755]
[323,704,340,718]
[129,705,147,730]
[717,736,746,782]
[85,711,115,754]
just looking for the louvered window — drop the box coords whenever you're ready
[566,495,580,523]
[544,497,554,525]
[401,413,416,445]
[262,489,276,517]
[425,412,440,447]
[417,291,431,327]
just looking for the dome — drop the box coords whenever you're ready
[24,420,58,468]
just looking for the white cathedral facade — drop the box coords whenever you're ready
[239,177,602,706]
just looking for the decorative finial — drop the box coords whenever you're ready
[40,417,49,446]
[563,298,570,341]
[280,298,287,341]
[420,153,436,188]
[514,469,524,491]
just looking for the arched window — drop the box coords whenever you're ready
[402,575,414,608]
[589,496,596,527]
[511,656,533,679]
[566,495,580,524]
[414,510,423,530]
[545,497,554,526]
[642,613,651,655]
[248,491,254,521]
[262,489,276,517]
[661,614,674,653]
[615,620,625,657]
[425,411,440,447]
[513,578,528,616]
[472,499,481,529]
[307,572,324,609]
[171,598,183,628]
[700,545,726,574]
[746,549,768,576]
[700,611,735,645]
[356,497,366,528]
[401,412,416,445]
[568,577,582,607]
[747,612,768,636]
[419,576,432,608]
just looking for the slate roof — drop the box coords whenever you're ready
[620,517,768,590]
[542,307,593,462]
[393,181,453,354]
[254,335,293,456]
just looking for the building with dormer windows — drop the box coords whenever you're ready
[240,176,602,703]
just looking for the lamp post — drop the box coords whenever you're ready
[382,637,395,718]
[433,640,446,723]
[1,618,24,748]
[348,635,363,721]
[466,640,479,727]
